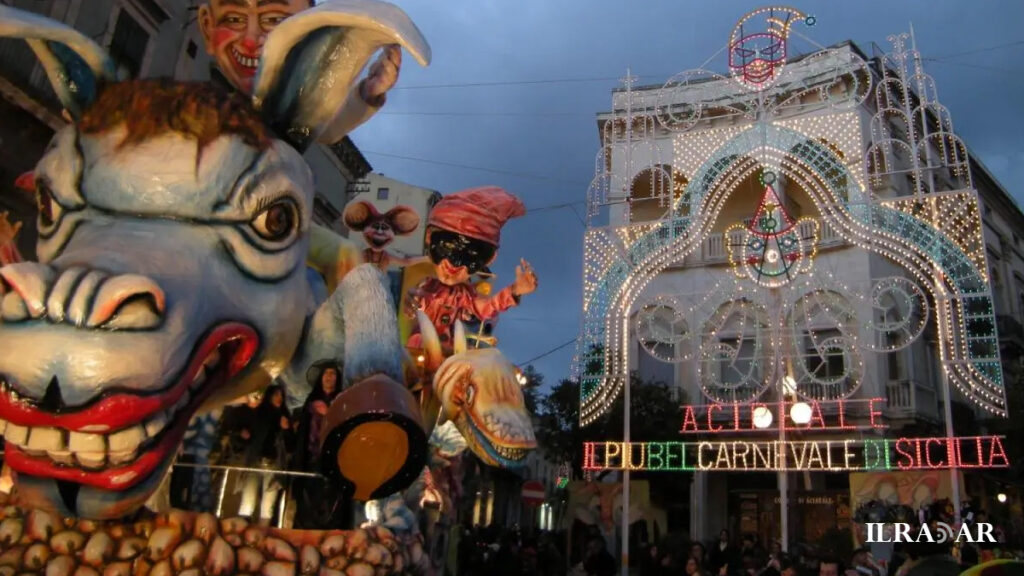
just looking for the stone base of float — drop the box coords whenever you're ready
[0,494,428,576]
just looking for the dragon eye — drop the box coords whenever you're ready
[35,180,62,229]
[251,199,298,242]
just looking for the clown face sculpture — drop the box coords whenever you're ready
[199,0,310,94]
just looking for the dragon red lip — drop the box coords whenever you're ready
[0,323,259,491]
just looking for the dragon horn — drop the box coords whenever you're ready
[453,320,467,356]
[416,310,444,370]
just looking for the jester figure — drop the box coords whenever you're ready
[405,187,538,351]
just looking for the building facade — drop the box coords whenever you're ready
[585,35,1023,549]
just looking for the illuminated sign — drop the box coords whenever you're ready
[679,398,887,434]
[582,436,1009,472]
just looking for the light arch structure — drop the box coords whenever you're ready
[576,122,1005,424]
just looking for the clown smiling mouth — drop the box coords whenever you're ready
[0,323,258,492]
[231,46,259,73]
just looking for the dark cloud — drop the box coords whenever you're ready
[350,0,1024,387]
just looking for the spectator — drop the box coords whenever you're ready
[848,547,881,576]
[292,361,345,528]
[692,541,708,566]
[686,555,711,575]
[710,530,736,574]
[583,536,616,576]
[641,543,663,576]
[900,539,960,576]
[237,384,292,526]
[490,532,524,576]
[818,558,842,576]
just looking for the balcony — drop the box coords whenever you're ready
[885,379,939,421]
[696,219,846,265]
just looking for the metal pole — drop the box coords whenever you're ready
[909,23,962,526]
[773,289,788,553]
[620,68,635,576]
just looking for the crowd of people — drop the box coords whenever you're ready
[169,361,346,528]
[634,528,1024,576]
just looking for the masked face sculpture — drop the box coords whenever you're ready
[199,0,310,94]
[727,6,807,90]
[0,1,429,520]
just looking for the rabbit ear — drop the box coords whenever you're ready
[0,5,115,119]
[252,0,431,152]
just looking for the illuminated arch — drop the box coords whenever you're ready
[577,122,1005,424]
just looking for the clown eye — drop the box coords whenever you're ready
[251,198,298,242]
[35,180,62,229]
[259,12,289,31]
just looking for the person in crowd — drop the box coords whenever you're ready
[710,529,736,574]
[692,541,708,566]
[641,543,663,576]
[490,532,524,576]
[583,536,616,576]
[218,390,263,463]
[848,547,882,576]
[686,555,711,576]
[538,531,566,576]
[899,539,960,576]
[818,557,842,576]
[236,384,293,525]
[292,361,347,528]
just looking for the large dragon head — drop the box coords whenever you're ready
[417,312,536,468]
[0,2,428,519]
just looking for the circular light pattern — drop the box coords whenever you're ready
[997,493,1008,504]
[790,401,813,424]
[805,15,817,26]
[635,295,692,363]
[865,276,929,351]
[761,170,777,185]
[788,289,864,401]
[698,298,773,404]
[752,406,774,429]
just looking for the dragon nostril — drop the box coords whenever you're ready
[86,274,166,330]
[38,376,66,413]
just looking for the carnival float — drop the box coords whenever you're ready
[0,1,537,574]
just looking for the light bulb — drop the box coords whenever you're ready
[997,493,1007,504]
[752,406,774,429]
[790,402,812,424]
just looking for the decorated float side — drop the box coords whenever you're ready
[0,2,537,575]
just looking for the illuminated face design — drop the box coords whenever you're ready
[729,32,786,88]
[726,178,818,288]
[727,7,807,90]
[198,0,309,94]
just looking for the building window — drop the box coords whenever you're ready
[108,9,150,78]
[804,331,845,381]
[377,187,390,200]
